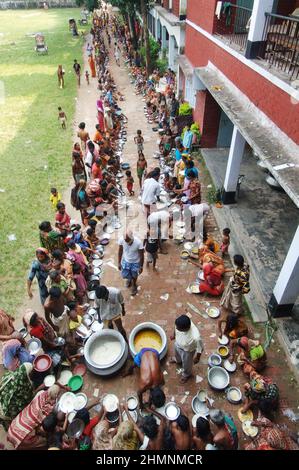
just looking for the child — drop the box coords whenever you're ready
[221,228,231,257]
[50,187,62,210]
[85,70,90,85]
[58,107,67,129]
[72,263,87,304]
[144,230,159,271]
[136,153,147,188]
[134,129,144,156]
[125,170,134,196]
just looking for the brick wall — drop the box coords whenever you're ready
[194,91,221,148]
[185,25,299,145]
[187,0,218,34]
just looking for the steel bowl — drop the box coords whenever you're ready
[54,336,65,347]
[226,387,242,404]
[82,314,93,327]
[66,418,85,439]
[217,345,229,358]
[224,359,237,373]
[88,290,96,300]
[128,322,168,360]
[127,396,138,411]
[27,337,42,355]
[208,366,230,391]
[191,396,209,416]
[164,402,180,421]
[84,330,128,376]
[18,327,28,339]
[208,353,222,368]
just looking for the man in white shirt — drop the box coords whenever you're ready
[95,285,127,341]
[118,230,144,296]
[183,203,210,241]
[147,209,172,254]
[141,169,161,218]
[170,315,203,384]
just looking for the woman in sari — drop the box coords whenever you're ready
[51,249,73,280]
[23,309,57,352]
[229,336,267,374]
[112,421,139,450]
[198,261,225,296]
[38,221,65,254]
[241,371,279,417]
[218,313,248,340]
[2,339,34,371]
[187,169,201,205]
[245,414,299,451]
[27,247,52,304]
[88,54,96,78]
[70,180,90,225]
[7,385,61,450]
[0,363,34,430]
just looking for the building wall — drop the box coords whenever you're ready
[186,0,219,34]
[194,91,221,147]
[185,25,299,145]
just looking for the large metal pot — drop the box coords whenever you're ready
[84,330,128,376]
[128,322,168,360]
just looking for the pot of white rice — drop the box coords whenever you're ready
[84,330,128,376]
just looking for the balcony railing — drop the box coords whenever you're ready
[257,13,299,81]
[214,3,252,52]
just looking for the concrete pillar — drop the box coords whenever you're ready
[268,225,299,317]
[222,126,246,204]
[169,35,176,69]
[245,0,275,59]
[162,26,167,51]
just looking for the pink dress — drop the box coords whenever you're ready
[97,99,105,131]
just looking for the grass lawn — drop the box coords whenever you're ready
[0,8,88,314]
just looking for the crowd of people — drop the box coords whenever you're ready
[0,5,298,452]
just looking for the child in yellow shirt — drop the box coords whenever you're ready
[50,187,62,210]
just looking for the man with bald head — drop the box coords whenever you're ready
[118,230,144,295]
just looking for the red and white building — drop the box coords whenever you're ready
[175,1,299,317]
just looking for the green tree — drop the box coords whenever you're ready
[110,0,152,75]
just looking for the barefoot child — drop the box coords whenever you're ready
[134,129,144,156]
[144,230,159,271]
[58,107,67,129]
[125,170,135,196]
[85,70,90,85]
[221,228,231,257]
[50,187,62,210]
[137,152,147,188]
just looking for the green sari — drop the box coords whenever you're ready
[0,364,34,428]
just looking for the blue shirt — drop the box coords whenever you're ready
[183,130,193,150]
[134,348,159,367]
[175,149,182,161]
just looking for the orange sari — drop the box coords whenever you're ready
[89,55,96,78]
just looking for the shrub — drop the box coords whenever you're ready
[191,122,201,141]
[179,102,193,116]
[156,57,168,74]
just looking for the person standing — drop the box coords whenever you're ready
[209,409,238,450]
[118,231,144,296]
[95,286,127,341]
[73,59,81,86]
[141,169,161,218]
[170,315,203,384]
[220,254,250,316]
[77,122,90,153]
